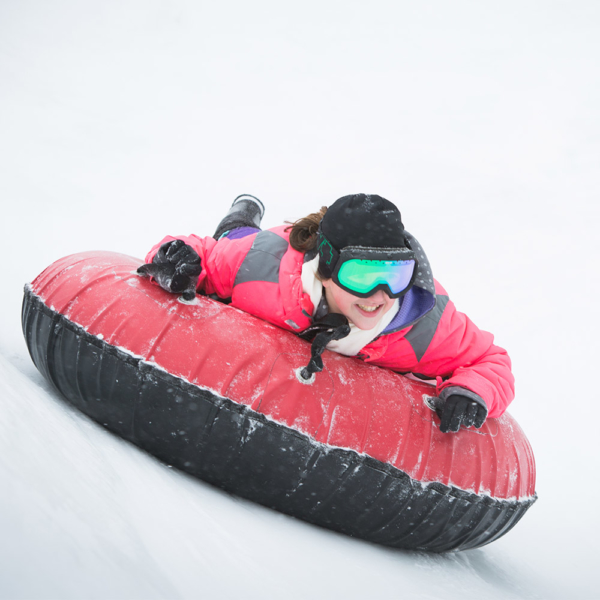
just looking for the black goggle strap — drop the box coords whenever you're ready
[316,228,340,279]
[337,245,416,263]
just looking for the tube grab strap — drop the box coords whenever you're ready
[299,313,350,380]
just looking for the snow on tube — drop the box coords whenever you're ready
[22,251,537,552]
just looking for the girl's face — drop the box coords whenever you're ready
[322,279,396,330]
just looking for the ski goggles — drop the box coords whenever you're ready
[318,232,417,298]
[333,247,417,298]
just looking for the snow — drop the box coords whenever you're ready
[1,0,599,597]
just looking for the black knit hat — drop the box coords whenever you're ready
[321,194,406,251]
[317,194,407,279]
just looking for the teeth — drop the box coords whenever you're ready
[357,304,380,313]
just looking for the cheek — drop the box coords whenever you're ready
[334,289,357,312]
[325,284,356,315]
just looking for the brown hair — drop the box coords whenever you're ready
[285,206,328,252]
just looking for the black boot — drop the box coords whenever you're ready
[213,194,265,239]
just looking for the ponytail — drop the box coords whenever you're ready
[285,207,327,253]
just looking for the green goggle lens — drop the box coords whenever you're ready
[337,259,416,296]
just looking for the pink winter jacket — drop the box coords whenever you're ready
[146,226,514,418]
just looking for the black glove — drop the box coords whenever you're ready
[436,394,488,433]
[137,240,202,300]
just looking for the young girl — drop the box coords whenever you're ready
[138,193,514,434]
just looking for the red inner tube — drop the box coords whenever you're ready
[23,251,537,551]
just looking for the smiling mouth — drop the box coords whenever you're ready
[356,304,382,313]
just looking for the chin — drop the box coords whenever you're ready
[350,315,383,331]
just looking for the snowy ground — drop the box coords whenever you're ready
[1,1,599,598]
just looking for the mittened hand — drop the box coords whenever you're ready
[137,240,202,300]
[436,394,488,433]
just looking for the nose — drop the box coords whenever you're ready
[367,289,388,303]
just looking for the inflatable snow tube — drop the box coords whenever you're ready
[22,251,536,552]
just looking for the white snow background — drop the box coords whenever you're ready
[1,1,599,598]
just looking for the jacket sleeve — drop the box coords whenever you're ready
[413,296,515,419]
[144,233,256,299]
[143,228,314,333]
